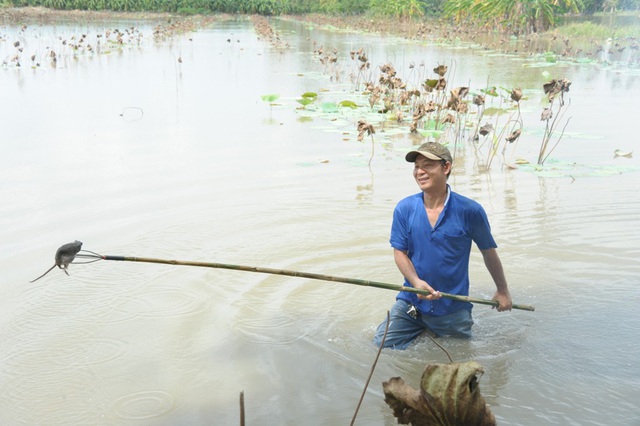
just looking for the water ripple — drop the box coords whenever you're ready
[113,286,210,318]
[230,311,307,346]
[48,337,128,367]
[112,390,176,420]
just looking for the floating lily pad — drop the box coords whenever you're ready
[321,102,339,113]
[338,100,358,108]
[297,98,314,107]
[261,94,280,103]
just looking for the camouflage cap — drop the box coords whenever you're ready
[405,142,453,163]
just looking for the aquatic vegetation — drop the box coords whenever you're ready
[300,40,579,171]
[357,120,376,167]
[538,78,572,165]
[384,361,496,425]
[251,15,289,49]
[0,13,228,69]
[261,94,280,103]
[261,93,280,116]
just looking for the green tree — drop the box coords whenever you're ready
[370,0,425,19]
[443,0,583,33]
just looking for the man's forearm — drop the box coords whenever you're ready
[481,248,509,293]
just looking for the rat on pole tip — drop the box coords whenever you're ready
[29,240,83,283]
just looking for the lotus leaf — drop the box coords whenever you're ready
[297,98,313,107]
[479,123,494,136]
[261,94,280,103]
[424,79,438,89]
[321,102,338,113]
[383,361,495,426]
[481,86,498,97]
[338,100,357,108]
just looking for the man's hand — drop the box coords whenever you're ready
[492,290,512,312]
[414,279,441,301]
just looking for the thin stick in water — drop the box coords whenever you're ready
[350,311,389,426]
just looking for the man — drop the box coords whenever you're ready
[374,142,512,349]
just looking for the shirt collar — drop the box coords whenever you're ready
[444,184,451,206]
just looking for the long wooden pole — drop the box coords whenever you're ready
[102,255,535,311]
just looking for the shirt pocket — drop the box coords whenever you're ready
[440,229,471,262]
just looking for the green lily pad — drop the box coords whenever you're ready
[261,94,280,103]
[297,98,313,107]
[338,100,358,108]
[321,102,339,113]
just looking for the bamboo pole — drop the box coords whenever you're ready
[102,255,535,311]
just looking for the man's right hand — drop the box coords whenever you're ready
[414,279,441,300]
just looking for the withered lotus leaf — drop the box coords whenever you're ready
[479,123,494,136]
[540,108,553,121]
[383,361,496,426]
[543,79,558,95]
[380,62,397,77]
[442,113,456,124]
[451,87,469,99]
[357,120,375,141]
[506,129,522,143]
[425,101,437,114]
[543,78,571,100]
[447,95,459,110]
[473,94,485,106]
[434,64,448,76]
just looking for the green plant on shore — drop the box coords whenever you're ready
[556,21,640,39]
[442,0,582,34]
[369,0,425,19]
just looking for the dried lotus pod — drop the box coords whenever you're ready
[511,88,523,102]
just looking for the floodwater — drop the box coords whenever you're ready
[1,15,639,425]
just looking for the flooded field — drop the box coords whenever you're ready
[1,12,639,425]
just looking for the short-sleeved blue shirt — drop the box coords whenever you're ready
[390,186,497,316]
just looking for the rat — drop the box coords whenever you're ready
[30,240,83,283]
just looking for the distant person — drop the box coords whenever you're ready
[374,142,512,349]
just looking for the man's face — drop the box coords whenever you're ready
[413,156,450,191]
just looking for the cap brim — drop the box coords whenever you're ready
[405,150,443,162]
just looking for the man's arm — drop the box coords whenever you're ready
[393,248,440,300]
[480,248,512,311]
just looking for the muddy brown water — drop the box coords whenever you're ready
[1,16,639,425]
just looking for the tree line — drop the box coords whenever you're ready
[4,0,639,32]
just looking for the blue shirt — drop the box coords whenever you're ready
[389,186,497,316]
